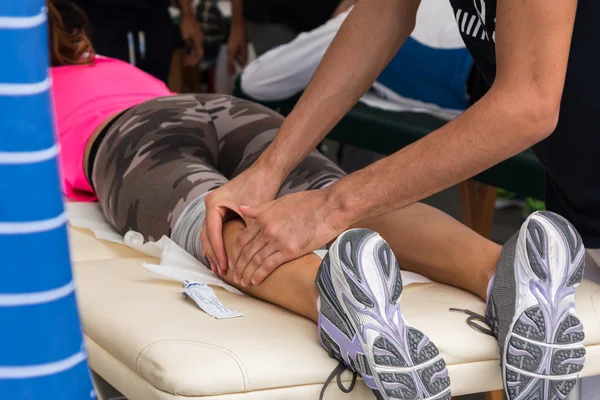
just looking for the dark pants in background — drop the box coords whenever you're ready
[245,21,298,56]
[90,13,174,83]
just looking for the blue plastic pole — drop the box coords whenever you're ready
[0,2,96,399]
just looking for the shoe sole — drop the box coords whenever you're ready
[504,211,586,400]
[317,229,451,400]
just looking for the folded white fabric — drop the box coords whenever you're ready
[66,202,431,296]
[67,202,243,295]
[360,90,461,121]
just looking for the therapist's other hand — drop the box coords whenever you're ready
[231,189,347,287]
[201,166,280,275]
[180,15,204,67]
[227,22,247,73]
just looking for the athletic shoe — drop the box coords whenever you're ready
[316,228,451,400]
[486,211,586,399]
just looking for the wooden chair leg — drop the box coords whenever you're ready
[459,180,497,238]
[168,48,185,93]
[474,183,497,238]
[484,389,505,400]
[459,180,477,229]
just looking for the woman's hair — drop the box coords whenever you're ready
[47,0,95,66]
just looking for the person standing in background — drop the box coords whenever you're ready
[226,0,350,72]
[74,0,204,83]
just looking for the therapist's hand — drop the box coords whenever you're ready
[230,188,348,287]
[227,22,247,73]
[201,166,281,275]
[180,15,204,67]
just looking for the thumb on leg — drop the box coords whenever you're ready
[239,204,261,218]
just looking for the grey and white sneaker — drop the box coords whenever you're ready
[316,228,451,400]
[486,211,586,399]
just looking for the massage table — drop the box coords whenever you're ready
[67,208,600,400]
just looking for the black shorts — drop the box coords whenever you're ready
[88,13,174,83]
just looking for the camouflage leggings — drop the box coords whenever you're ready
[92,94,346,242]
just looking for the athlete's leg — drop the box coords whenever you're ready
[162,95,499,305]
[355,204,501,301]
[210,95,345,190]
[92,94,229,242]
[220,219,321,321]
[216,206,501,320]
[219,218,452,399]
[211,98,499,300]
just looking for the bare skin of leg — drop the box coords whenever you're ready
[218,202,501,326]
[353,202,501,301]
[221,219,321,322]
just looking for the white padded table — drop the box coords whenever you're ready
[68,226,600,399]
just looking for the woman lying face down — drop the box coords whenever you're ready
[48,2,586,399]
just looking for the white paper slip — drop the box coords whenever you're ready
[182,281,244,319]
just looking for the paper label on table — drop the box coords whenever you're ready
[182,281,244,319]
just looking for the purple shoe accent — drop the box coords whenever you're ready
[491,212,587,400]
[417,336,431,355]
[362,375,377,389]
[507,381,522,388]
[373,347,397,358]
[382,382,410,390]
[563,324,583,336]
[508,346,536,359]
[561,357,585,366]
[519,312,540,330]
[430,369,449,382]
[316,229,451,399]
[486,275,495,302]
[319,313,370,361]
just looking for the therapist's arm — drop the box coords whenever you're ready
[227,0,247,72]
[325,0,577,224]
[228,0,578,285]
[255,0,421,180]
[201,0,419,273]
[178,0,204,66]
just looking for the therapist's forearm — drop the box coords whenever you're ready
[256,0,419,180]
[325,88,556,227]
[178,0,194,17]
[231,0,244,25]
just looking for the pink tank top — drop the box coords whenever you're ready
[51,56,173,201]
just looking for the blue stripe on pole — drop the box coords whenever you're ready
[0,93,55,152]
[0,362,95,399]
[0,2,44,18]
[0,25,48,84]
[1,1,95,398]
[0,294,83,366]
[1,225,72,293]
[0,162,65,222]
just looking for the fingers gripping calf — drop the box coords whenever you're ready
[218,219,321,322]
